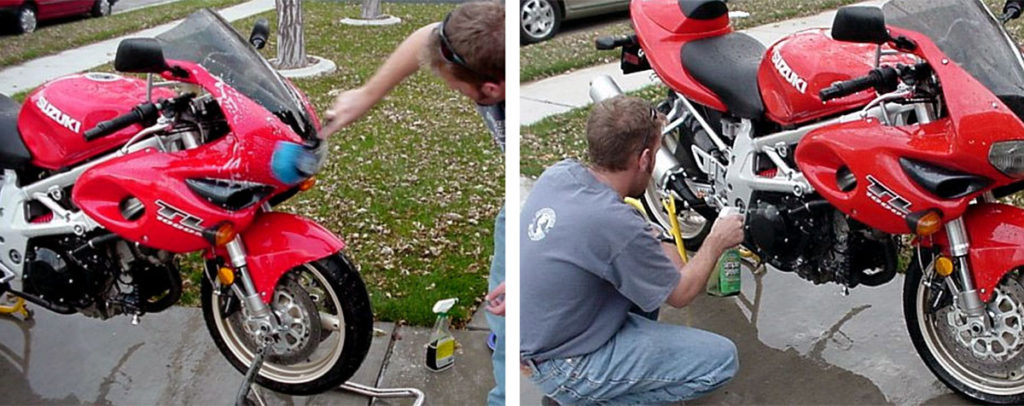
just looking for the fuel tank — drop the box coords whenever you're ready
[758,29,915,126]
[18,73,175,170]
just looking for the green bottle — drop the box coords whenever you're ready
[707,248,741,296]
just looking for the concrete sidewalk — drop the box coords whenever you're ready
[0,0,277,96]
[520,0,884,126]
[0,303,496,405]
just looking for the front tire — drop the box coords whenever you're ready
[202,252,373,395]
[904,249,1024,404]
[520,0,560,44]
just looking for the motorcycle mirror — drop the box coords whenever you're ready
[250,18,270,50]
[114,38,171,74]
[831,6,890,45]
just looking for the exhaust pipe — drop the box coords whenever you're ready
[589,75,624,103]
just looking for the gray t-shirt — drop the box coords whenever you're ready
[520,159,681,362]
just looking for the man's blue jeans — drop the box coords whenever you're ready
[526,313,737,405]
[486,207,505,406]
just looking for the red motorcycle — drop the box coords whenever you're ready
[593,0,1024,402]
[0,9,372,395]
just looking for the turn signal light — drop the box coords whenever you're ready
[935,257,954,277]
[203,222,237,246]
[907,209,943,236]
[218,267,235,285]
[299,177,317,192]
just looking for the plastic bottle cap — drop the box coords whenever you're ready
[433,298,458,314]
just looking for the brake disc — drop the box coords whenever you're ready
[936,274,1024,377]
[229,277,322,365]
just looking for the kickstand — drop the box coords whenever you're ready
[235,341,271,406]
[337,381,425,406]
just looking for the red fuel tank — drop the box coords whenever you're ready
[758,29,915,126]
[18,73,175,170]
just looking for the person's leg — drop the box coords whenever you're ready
[486,207,505,406]
[530,313,737,405]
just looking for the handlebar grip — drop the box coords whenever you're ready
[83,102,159,141]
[820,74,881,101]
[595,35,635,50]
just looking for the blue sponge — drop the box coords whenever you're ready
[271,141,306,185]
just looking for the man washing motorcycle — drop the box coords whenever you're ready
[320,2,506,405]
[520,96,745,405]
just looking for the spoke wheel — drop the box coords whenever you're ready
[520,0,561,44]
[202,253,372,395]
[92,0,112,17]
[905,250,1024,404]
[16,6,36,34]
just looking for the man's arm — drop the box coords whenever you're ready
[322,23,439,136]
[663,215,744,308]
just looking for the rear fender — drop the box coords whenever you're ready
[228,212,345,304]
[932,203,1024,303]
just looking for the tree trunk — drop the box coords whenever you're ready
[361,0,381,19]
[276,0,306,69]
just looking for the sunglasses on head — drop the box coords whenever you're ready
[638,105,659,154]
[438,12,494,82]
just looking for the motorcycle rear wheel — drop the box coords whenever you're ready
[904,249,1024,404]
[201,252,373,395]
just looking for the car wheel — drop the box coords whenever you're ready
[92,0,112,17]
[15,5,36,34]
[520,0,561,44]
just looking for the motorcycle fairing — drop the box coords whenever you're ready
[72,61,302,252]
[233,212,345,303]
[797,27,1024,235]
[631,0,731,112]
[931,203,1024,303]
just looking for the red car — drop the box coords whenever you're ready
[1,0,115,34]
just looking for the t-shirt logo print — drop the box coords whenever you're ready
[528,208,557,241]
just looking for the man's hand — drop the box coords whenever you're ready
[321,87,376,138]
[704,214,745,254]
[485,282,505,316]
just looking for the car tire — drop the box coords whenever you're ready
[520,0,561,44]
[15,5,36,34]
[92,0,112,17]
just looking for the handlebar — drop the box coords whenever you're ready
[83,102,160,141]
[819,66,899,101]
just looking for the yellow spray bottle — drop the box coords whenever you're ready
[426,298,458,372]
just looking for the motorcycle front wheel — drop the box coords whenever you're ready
[201,252,373,395]
[904,249,1024,404]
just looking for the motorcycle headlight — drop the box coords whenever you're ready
[186,178,274,211]
[990,141,1024,178]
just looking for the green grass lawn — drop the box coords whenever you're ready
[520,0,873,82]
[12,2,500,326]
[0,0,246,68]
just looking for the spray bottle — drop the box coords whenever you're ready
[707,208,742,297]
[426,298,458,372]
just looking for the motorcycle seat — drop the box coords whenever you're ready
[0,94,33,171]
[681,32,766,119]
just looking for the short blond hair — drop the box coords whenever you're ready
[422,2,504,86]
[586,96,663,171]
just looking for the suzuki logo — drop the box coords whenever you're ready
[772,49,808,94]
[35,95,82,134]
[155,200,204,236]
[866,175,912,217]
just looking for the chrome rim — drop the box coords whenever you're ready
[100,0,111,16]
[213,264,346,384]
[642,180,708,241]
[20,8,36,33]
[521,0,555,40]
[916,261,1024,396]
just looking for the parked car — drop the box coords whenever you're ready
[520,0,628,43]
[0,0,115,34]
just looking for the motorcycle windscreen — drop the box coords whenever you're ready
[884,0,1024,118]
[156,9,315,139]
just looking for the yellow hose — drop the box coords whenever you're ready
[0,294,30,319]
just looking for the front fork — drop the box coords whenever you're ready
[224,236,280,341]
[944,217,990,332]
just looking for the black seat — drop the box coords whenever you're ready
[0,94,32,170]
[681,32,766,119]
[678,0,728,20]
